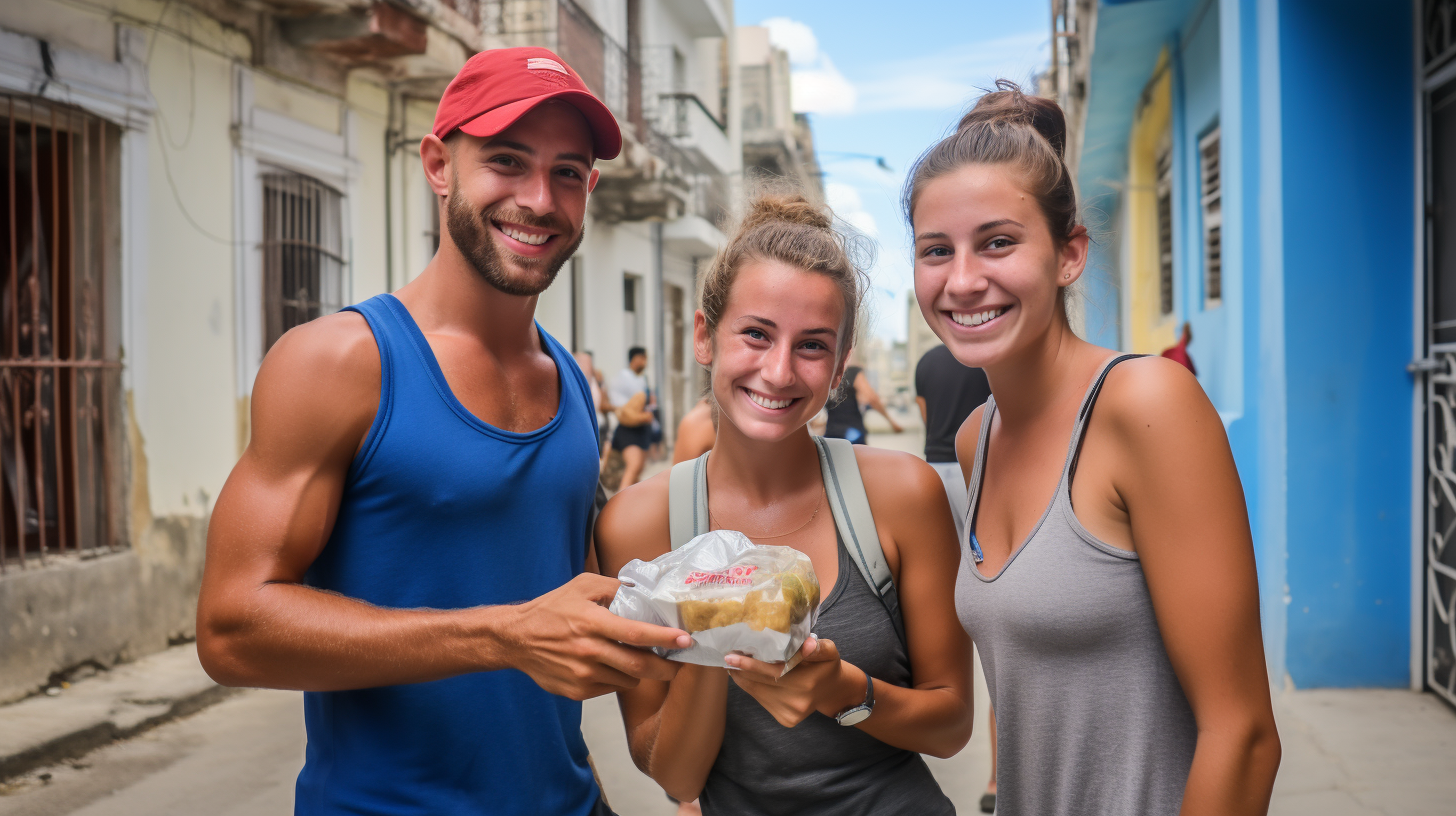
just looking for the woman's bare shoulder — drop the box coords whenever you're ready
[853,446,953,520]
[595,470,673,577]
[1096,355,1224,451]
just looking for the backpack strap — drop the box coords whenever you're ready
[813,436,907,647]
[668,452,711,549]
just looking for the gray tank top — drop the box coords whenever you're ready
[955,355,1198,815]
[700,534,954,816]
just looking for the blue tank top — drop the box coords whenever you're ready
[295,293,602,816]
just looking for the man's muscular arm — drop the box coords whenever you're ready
[196,313,688,696]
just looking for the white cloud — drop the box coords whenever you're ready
[762,17,858,115]
[855,30,1050,114]
[825,181,879,239]
[761,17,820,66]
[791,56,858,115]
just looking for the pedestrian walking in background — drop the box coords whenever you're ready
[608,346,653,489]
[913,342,997,813]
[195,48,691,816]
[596,192,972,815]
[824,356,904,442]
[907,80,1280,815]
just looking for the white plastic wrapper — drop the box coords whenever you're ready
[610,530,821,673]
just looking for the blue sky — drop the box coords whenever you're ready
[733,1,1050,341]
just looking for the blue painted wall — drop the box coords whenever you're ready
[1084,0,1415,687]
[1277,0,1413,687]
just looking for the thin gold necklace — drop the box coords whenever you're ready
[709,488,825,540]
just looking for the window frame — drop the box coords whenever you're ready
[1198,124,1223,307]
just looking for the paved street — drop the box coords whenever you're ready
[2,424,1452,814]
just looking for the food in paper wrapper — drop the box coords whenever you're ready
[610,530,821,672]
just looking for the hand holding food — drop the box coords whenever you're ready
[610,531,822,671]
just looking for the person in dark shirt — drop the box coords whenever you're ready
[914,344,991,540]
[914,342,997,814]
[825,364,903,443]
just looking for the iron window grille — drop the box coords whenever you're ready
[1155,137,1175,317]
[0,94,124,572]
[1199,126,1223,305]
[261,171,345,352]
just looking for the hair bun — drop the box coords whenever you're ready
[739,193,833,233]
[957,78,1067,160]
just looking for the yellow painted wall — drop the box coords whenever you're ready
[348,75,391,301]
[1124,51,1178,354]
[141,9,245,519]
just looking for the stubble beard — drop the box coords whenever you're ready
[445,181,584,297]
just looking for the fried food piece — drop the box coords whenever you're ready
[779,573,813,624]
[746,599,791,633]
[708,600,746,629]
[675,567,819,635]
[678,600,718,633]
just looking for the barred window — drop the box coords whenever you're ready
[1,94,123,570]
[261,171,345,351]
[1198,126,1222,305]
[1155,136,1174,317]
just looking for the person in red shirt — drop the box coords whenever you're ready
[1161,321,1197,375]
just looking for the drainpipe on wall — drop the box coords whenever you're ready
[652,220,668,449]
[384,87,398,294]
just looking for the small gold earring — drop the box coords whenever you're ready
[1063,273,1070,279]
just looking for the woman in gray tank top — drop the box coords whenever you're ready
[903,80,1282,815]
[596,193,972,815]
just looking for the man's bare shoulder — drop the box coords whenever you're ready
[248,311,381,462]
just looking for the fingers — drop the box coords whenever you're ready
[594,609,693,651]
[595,641,682,684]
[803,637,839,663]
[571,572,628,605]
[723,653,785,682]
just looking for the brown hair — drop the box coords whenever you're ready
[902,79,1078,247]
[700,191,868,360]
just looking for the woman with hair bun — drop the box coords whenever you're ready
[907,79,1281,814]
[595,193,972,814]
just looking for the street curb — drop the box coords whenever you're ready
[0,683,241,782]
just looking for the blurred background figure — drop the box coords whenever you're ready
[914,342,994,813]
[914,344,990,542]
[673,398,716,464]
[574,351,608,454]
[1160,322,1196,375]
[824,354,903,443]
[607,347,654,490]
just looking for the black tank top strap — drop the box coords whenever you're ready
[1066,354,1146,483]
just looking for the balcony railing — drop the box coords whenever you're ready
[656,93,730,175]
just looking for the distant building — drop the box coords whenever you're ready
[736,25,824,200]
[906,290,944,387]
[1051,0,1451,699]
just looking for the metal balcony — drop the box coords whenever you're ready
[655,93,730,175]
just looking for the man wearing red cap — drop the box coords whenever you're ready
[197,48,689,815]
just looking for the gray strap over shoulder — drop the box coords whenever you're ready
[813,437,906,647]
[667,441,905,646]
[668,452,711,549]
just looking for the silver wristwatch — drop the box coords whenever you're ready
[834,672,875,726]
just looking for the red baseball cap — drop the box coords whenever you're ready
[433,47,622,161]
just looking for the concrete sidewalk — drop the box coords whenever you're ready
[0,644,230,782]
[1271,687,1456,814]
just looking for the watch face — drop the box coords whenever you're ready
[837,706,871,726]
